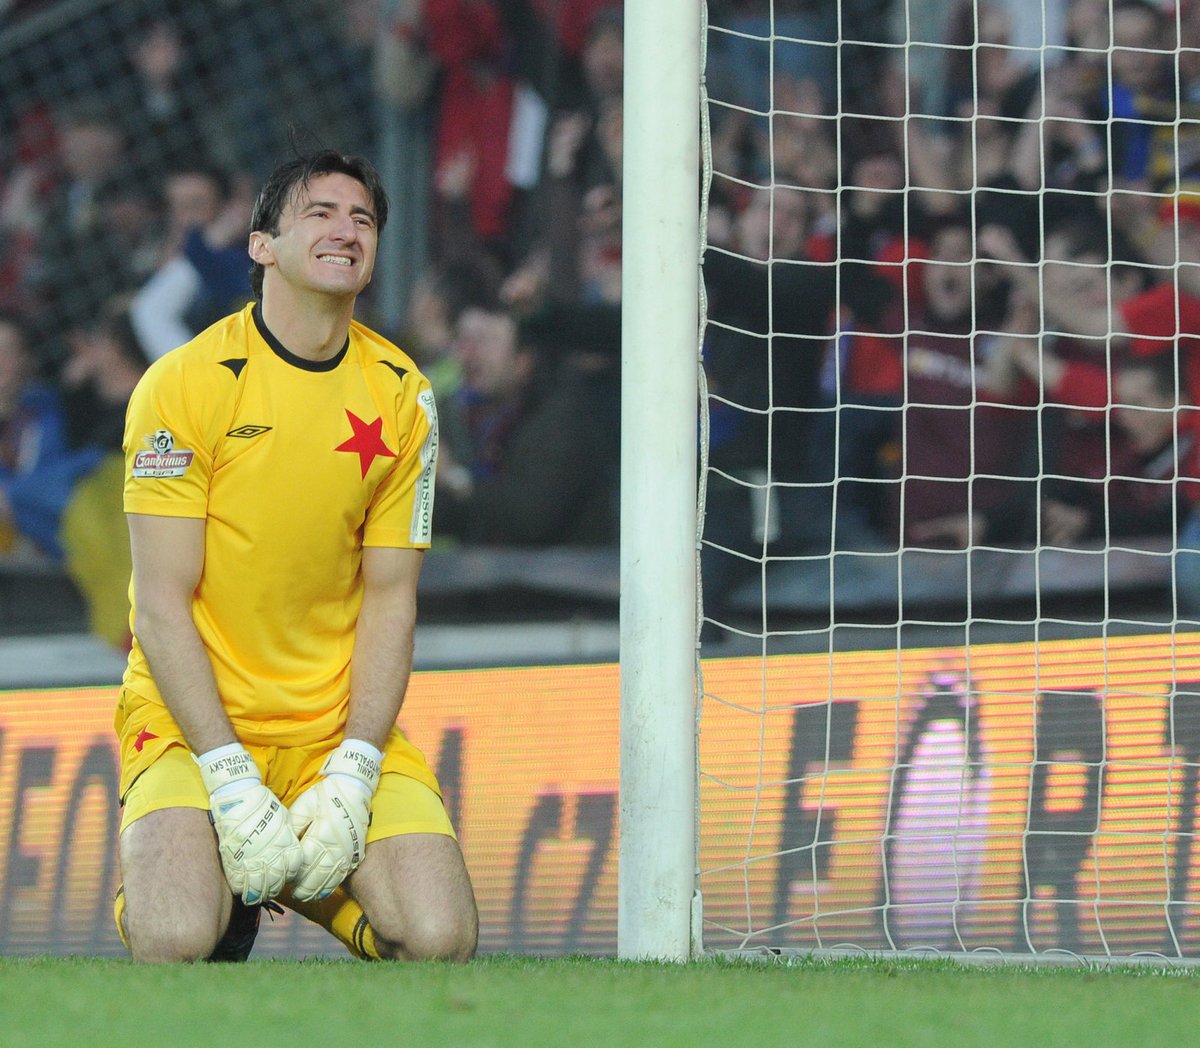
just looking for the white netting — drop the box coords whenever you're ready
[699,0,1200,959]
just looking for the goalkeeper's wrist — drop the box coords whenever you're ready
[194,742,261,798]
[323,738,383,795]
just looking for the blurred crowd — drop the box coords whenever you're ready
[0,0,626,646]
[702,0,1200,622]
[1,0,1199,646]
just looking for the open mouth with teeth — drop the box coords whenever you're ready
[318,255,354,266]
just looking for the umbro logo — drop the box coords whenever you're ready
[226,425,273,438]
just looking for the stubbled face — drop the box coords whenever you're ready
[251,172,378,299]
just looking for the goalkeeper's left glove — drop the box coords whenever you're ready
[195,742,303,906]
[288,738,382,902]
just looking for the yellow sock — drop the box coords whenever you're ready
[113,886,130,953]
[279,885,380,960]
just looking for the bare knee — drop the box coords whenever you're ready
[352,833,479,962]
[127,910,225,964]
[373,907,478,963]
[119,807,229,963]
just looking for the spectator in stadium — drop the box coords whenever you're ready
[1008,66,1110,230]
[797,123,991,552]
[984,218,1149,548]
[426,142,508,297]
[423,0,537,262]
[35,103,139,335]
[57,300,148,649]
[510,7,626,308]
[130,163,255,360]
[554,6,624,193]
[91,176,164,288]
[1100,0,1179,186]
[896,220,1038,550]
[1115,193,1200,615]
[1041,351,1190,546]
[114,14,222,178]
[501,90,625,313]
[399,258,501,404]
[703,185,828,538]
[0,105,58,317]
[1117,193,1200,410]
[114,150,477,964]
[942,0,1041,123]
[45,103,127,233]
[0,310,102,561]
[706,0,838,113]
[933,2,1050,251]
[435,297,619,545]
[701,182,895,625]
[709,72,837,195]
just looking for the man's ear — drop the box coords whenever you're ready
[248,232,274,266]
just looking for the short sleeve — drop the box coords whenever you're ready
[363,381,438,549]
[123,359,216,519]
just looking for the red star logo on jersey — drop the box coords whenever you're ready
[134,728,158,753]
[335,410,396,478]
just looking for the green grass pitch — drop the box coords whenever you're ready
[1,953,1197,1046]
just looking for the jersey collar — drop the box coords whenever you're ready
[252,303,349,372]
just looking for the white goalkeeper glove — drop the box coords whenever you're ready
[195,743,303,905]
[288,738,382,902]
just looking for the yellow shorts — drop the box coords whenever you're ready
[116,697,455,841]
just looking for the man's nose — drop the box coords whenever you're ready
[329,214,358,242]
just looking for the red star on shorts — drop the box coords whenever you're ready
[134,728,158,753]
[334,410,396,478]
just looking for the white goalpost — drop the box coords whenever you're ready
[618,0,703,960]
[623,0,1200,962]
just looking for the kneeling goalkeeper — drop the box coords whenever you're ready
[113,150,477,962]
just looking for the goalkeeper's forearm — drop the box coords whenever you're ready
[135,599,238,755]
[343,547,421,749]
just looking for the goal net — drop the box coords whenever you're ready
[698,0,1200,959]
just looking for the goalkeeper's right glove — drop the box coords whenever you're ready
[288,738,381,902]
[195,743,303,905]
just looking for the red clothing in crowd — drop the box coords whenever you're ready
[899,320,1033,542]
[1124,281,1200,502]
[424,0,517,241]
[807,230,929,401]
[548,0,621,56]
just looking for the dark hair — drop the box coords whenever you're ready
[248,150,389,301]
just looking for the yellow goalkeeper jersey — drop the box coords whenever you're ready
[121,303,438,746]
